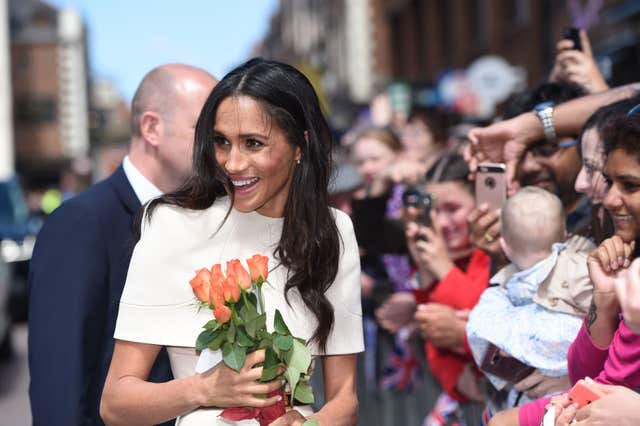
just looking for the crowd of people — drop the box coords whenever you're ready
[334,29,640,426]
[24,28,640,426]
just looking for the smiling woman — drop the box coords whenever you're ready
[212,96,301,218]
[100,58,363,426]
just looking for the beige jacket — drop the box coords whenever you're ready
[491,235,595,316]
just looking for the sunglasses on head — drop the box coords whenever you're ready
[627,103,640,117]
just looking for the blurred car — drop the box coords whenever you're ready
[0,253,10,359]
[0,177,40,359]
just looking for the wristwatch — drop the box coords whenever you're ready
[533,101,556,142]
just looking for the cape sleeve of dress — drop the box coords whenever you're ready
[113,202,227,347]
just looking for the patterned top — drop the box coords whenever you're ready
[466,244,584,391]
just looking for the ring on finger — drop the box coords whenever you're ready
[483,233,495,243]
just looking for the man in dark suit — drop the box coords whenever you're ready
[28,64,217,425]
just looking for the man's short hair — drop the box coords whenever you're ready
[129,67,178,137]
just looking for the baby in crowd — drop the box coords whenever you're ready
[466,187,593,409]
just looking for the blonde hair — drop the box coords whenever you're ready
[501,187,566,255]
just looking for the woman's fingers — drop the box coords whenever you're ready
[556,38,575,52]
[555,403,579,426]
[513,369,542,392]
[244,392,283,408]
[243,378,285,396]
[579,29,593,57]
[623,242,634,267]
[610,236,625,270]
[242,349,266,371]
[597,242,614,272]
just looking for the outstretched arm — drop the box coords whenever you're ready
[467,82,640,189]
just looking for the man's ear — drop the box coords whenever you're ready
[140,111,162,147]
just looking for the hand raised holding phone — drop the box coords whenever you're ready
[405,209,453,281]
[549,28,609,94]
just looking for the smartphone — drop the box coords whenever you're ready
[567,379,607,408]
[563,27,582,51]
[475,163,506,211]
[480,343,536,383]
[402,186,433,227]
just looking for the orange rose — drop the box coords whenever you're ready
[222,277,241,303]
[227,259,251,290]
[246,254,268,283]
[211,263,223,279]
[213,305,232,323]
[189,268,211,302]
[208,267,225,309]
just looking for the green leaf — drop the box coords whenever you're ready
[195,328,220,350]
[274,334,293,351]
[303,419,318,426]
[260,365,279,382]
[245,312,266,339]
[222,342,246,372]
[208,329,227,351]
[203,320,222,331]
[293,380,314,404]
[264,346,279,369]
[236,326,254,348]
[258,334,272,349]
[284,365,301,403]
[274,309,290,335]
[285,339,311,374]
[227,321,236,343]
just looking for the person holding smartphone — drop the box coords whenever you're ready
[376,153,490,425]
[549,28,608,95]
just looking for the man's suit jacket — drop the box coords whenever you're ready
[28,166,174,425]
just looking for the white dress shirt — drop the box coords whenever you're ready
[122,156,162,204]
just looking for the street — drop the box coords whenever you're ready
[0,323,31,426]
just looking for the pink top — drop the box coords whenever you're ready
[518,319,640,426]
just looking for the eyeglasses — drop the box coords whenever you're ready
[628,103,640,117]
[527,139,578,158]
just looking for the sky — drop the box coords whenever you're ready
[47,0,278,102]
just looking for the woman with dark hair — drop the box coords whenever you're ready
[100,58,363,425]
[490,111,640,426]
[400,106,449,169]
[574,97,640,243]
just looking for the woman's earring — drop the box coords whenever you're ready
[296,158,301,165]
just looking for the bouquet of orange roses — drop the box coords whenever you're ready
[188,254,315,425]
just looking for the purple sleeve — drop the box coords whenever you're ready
[567,321,610,384]
[518,397,551,426]
[595,321,640,388]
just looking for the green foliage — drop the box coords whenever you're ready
[208,329,227,351]
[192,270,313,410]
[294,381,315,404]
[274,334,293,351]
[195,327,220,351]
[236,327,254,348]
[203,320,222,331]
[227,321,236,343]
[222,341,246,372]
[285,339,311,374]
[284,365,301,403]
[274,309,291,335]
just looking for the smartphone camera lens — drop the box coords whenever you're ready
[485,176,496,189]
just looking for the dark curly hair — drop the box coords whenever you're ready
[143,58,340,351]
[602,112,640,159]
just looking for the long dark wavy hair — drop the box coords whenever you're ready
[143,58,340,351]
